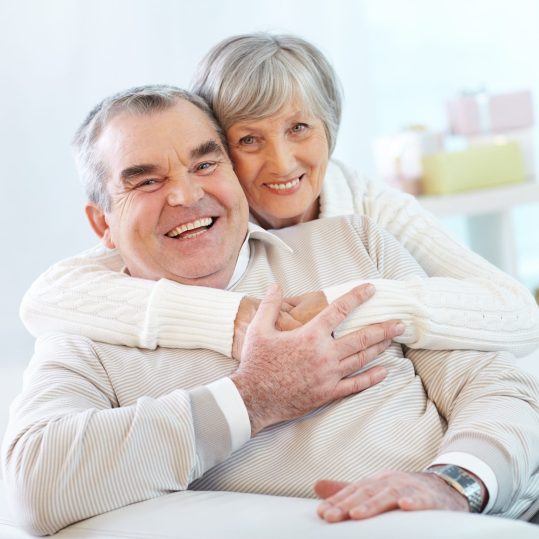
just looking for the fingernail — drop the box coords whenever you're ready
[394,323,405,334]
[365,284,375,296]
[326,507,343,520]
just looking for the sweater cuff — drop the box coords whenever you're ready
[323,279,426,344]
[429,452,498,513]
[148,279,245,357]
[437,435,513,513]
[189,378,251,475]
[189,384,230,475]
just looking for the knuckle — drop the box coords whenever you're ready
[356,331,369,350]
[355,350,368,368]
[332,299,350,319]
[351,376,367,393]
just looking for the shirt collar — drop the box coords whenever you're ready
[226,222,293,289]
[120,222,294,286]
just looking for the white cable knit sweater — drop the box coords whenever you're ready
[19,160,539,357]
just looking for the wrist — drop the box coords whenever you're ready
[426,464,488,513]
[229,372,266,436]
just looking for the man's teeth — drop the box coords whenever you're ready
[267,178,301,190]
[166,217,213,238]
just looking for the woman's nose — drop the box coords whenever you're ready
[166,176,204,207]
[265,138,296,176]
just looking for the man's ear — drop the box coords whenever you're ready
[85,202,116,249]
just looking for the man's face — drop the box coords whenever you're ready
[91,100,249,289]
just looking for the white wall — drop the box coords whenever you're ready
[1,0,538,375]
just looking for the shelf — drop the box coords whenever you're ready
[417,180,539,218]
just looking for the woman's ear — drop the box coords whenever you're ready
[85,202,116,249]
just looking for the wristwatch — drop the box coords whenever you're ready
[426,464,486,513]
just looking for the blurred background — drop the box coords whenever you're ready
[1,0,538,396]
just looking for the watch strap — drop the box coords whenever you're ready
[426,464,485,513]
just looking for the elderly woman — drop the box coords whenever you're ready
[20,33,538,360]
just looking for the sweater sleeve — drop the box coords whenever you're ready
[19,244,244,357]
[407,345,539,517]
[0,334,239,535]
[324,162,539,357]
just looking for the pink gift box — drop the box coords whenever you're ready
[447,90,534,135]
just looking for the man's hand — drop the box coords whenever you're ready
[230,284,404,435]
[315,470,471,523]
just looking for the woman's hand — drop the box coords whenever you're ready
[232,291,328,360]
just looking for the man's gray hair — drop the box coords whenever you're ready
[73,85,227,211]
[190,33,343,155]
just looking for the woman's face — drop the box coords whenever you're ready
[226,101,329,229]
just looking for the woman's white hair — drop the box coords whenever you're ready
[191,33,343,154]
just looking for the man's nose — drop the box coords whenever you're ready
[265,138,296,176]
[166,175,204,207]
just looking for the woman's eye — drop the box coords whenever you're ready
[239,135,256,145]
[291,123,308,133]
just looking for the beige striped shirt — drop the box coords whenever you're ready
[3,215,539,535]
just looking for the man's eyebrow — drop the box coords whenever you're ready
[190,140,224,160]
[120,164,160,183]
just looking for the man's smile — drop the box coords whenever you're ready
[165,216,216,239]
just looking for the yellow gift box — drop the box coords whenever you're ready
[421,141,526,195]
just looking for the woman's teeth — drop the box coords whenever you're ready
[266,177,301,191]
[166,217,213,238]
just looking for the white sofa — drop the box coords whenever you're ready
[1,352,537,538]
[0,484,538,539]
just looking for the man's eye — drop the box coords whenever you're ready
[195,161,217,174]
[135,179,161,191]
[239,135,256,145]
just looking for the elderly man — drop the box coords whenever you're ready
[3,86,538,536]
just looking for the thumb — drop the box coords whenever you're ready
[250,283,282,331]
[314,479,349,499]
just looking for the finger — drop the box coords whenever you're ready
[339,340,392,375]
[348,489,401,520]
[311,284,376,333]
[275,312,303,331]
[333,366,387,399]
[335,320,404,358]
[317,483,362,522]
[282,296,300,309]
[314,479,350,500]
[249,284,282,330]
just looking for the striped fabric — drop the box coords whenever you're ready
[3,215,539,535]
